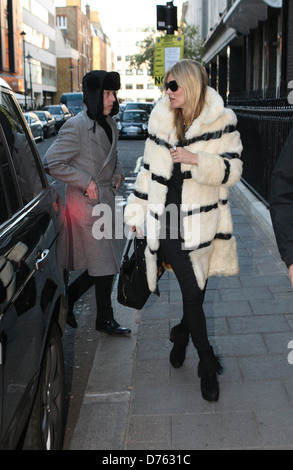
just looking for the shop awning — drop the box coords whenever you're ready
[224,0,282,35]
[14,92,35,108]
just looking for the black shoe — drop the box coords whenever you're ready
[169,323,189,368]
[170,344,187,368]
[67,310,77,328]
[198,347,223,402]
[95,319,131,336]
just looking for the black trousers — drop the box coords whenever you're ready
[159,236,210,351]
[68,271,114,325]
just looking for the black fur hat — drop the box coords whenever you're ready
[82,70,120,121]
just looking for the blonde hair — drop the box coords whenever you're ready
[163,59,208,142]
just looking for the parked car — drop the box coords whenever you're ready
[117,110,149,139]
[0,78,68,450]
[24,111,44,141]
[114,104,126,122]
[124,102,154,115]
[33,110,57,138]
[42,104,71,130]
[60,92,83,115]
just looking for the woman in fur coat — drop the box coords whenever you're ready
[124,60,243,401]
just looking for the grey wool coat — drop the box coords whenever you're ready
[44,110,124,276]
[124,87,243,291]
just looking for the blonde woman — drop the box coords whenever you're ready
[124,60,243,402]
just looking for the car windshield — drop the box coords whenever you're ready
[47,106,62,115]
[123,111,148,122]
[69,104,83,113]
[35,112,46,120]
[126,103,153,113]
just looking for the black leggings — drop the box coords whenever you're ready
[159,237,210,351]
[68,271,114,325]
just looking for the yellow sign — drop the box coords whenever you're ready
[154,34,184,86]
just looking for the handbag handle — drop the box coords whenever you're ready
[123,235,145,262]
[123,238,133,261]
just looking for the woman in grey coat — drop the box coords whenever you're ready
[44,70,131,336]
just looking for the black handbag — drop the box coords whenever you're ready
[117,237,164,309]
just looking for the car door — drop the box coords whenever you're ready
[0,89,67,448]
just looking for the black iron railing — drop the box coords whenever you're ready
[228,95,293,206]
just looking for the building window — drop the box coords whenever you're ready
[136,69,144,75]
[57,16,67,30]
[125,69,133,75]
[126,84,133,89]
[136,84,143,89]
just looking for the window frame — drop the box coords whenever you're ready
[0,123,23,220]
[0,88,48,229]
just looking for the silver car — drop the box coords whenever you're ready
[24,111,44,141]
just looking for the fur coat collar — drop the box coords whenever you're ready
[148,87,232,145]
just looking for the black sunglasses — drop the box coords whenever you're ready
[165,80,179,92]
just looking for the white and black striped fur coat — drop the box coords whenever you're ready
[124,86,243,291]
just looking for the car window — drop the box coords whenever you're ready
[47,106,62,115]
[0,132,21,224]
[0,90,45,222]
[124,112,137,121]
[123,111,148,122]
[35,112,46,121]
[125,103,153,113]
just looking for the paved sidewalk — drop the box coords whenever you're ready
[69,183,293,450]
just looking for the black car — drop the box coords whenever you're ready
[34,110,57,138]
[42,104,71,130]
[0,78,68,449]
[124,102,154,115]
[117,110,149,139]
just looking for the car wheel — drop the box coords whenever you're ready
[40,129,44,141]
[23,323,65,450]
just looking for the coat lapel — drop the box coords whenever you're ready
[99,117,118,173]
[82,113,117,178]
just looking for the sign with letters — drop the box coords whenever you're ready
[154,34,184,87]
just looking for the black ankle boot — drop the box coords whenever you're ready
[66,302,77,328]
[169,323,189,368]
[67,310,77,328]
[198,347,223,402]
